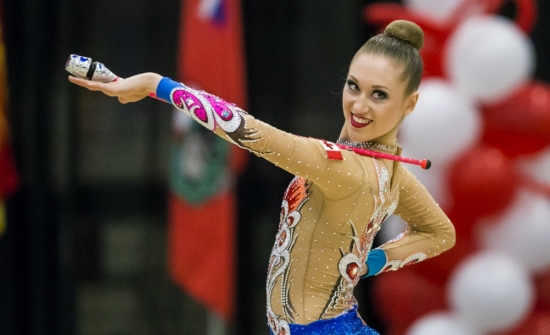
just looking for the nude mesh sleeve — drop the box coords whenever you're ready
[373,164,456,274]
[157,77,364,200]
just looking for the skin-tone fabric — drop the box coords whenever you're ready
[68,75,455,332]
[155,78,455,329]
[226,113,455,327]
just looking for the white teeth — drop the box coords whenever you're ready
[352,114,371,125]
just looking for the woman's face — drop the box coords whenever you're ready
[342,53,418,143]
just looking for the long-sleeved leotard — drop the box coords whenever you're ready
[156,78,455,334]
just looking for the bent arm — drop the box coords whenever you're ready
[363,164,456,276]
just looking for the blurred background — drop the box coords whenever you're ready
[1,0,549,335]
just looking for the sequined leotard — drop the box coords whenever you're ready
[156,78,456,335]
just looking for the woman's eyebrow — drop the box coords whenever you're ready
[373,85,391,91]
[349,75,391,91]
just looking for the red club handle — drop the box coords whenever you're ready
[338,145,432,170]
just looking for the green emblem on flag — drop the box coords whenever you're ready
[169,123,230,204]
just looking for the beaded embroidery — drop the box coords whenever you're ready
[321,159,398,318]
[269,306,380,335]
[265,158,400,333]
[267,177,310,335]
[336,139,397,153]
[381,252,427,272]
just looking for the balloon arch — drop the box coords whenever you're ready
[364,1,550,334]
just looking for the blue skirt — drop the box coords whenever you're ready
[269,307,380,335]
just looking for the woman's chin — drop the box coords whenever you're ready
[346,128,372,142]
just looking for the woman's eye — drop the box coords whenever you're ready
[373,90,387,99]
[346,80,359,91]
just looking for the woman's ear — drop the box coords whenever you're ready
[404,92,419,116]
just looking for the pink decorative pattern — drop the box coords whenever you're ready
[170,86,243,133]
[172,89,209,122]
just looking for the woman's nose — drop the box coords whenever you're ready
[353,97,370,114]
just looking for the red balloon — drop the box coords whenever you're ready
[534,268,550,310]
[421,29,451,78]
[482,81,550,158]
[373,268,445,328]
[445,206,480,240]
[448,146,520,221]
[495,310,550,335]
[410,234,478,285]
[386,324,408,335]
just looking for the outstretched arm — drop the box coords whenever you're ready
[68,73,364,199]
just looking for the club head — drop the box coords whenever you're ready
[66,54,118,82]
[65,54,92,79]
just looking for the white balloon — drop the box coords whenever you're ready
[520,148,550,185]
[445,15,535,103]
[378,215,408,245]
[406,312,480,335]
[449,252,534,333]
[478,191,550,272]
[405,0,464,22]
[400,79,481,167]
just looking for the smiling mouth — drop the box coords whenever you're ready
[350,113,372,128]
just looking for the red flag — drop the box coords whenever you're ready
[168,0,247,320]
[0,2,19,236]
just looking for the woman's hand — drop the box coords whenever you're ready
[68,72,163,104]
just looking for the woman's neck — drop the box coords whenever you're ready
[369,129,399,147]
[338,126,399,147]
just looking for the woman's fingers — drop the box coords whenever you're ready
[68,76,118,95]
[68,73,157,103]
[68,75,98,88]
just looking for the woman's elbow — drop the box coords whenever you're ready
[444,220,457,251]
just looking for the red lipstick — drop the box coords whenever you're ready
[350,113,371,128]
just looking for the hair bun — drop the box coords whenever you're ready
[384,20,424,50]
